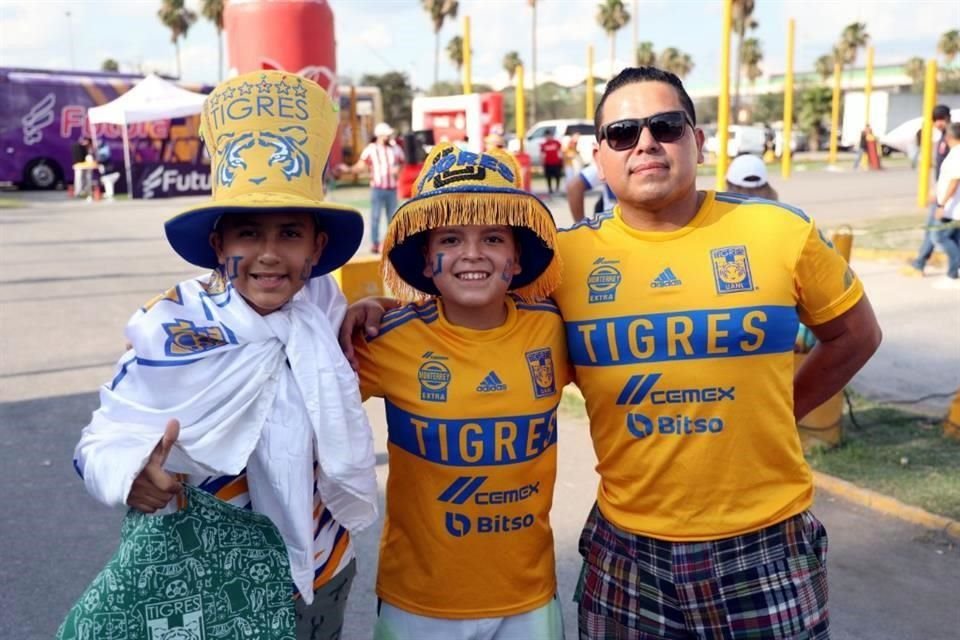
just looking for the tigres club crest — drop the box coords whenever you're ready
[710,245,755,294]
[163,319,229,356]
[525,348,557,399]
[418,352,452,403]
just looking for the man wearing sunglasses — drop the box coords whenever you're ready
[552,67,882,639]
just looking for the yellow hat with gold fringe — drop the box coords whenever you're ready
[164,70,363,278]
[382,142,561,300]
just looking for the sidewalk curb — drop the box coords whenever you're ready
[852,247,946,267]
[813,471,960,541]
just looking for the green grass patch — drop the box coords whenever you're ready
[559,388,960,520]
[845,213,930,251]
[807,393,960,520]
[0,197,24,209]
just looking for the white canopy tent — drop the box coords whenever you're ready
[86,74,207,197]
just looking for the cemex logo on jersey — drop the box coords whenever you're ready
[138,164,211,199]
[438,476,540,506]
[616,373,735,406]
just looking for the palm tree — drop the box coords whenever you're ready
[939,29,960,65]
[596,0,630,79]
[200,0,224,81]
[447,35,464,80]
[528,0,538,122]
[157,0,197,79]
[904,56,926,90]
[741,38,763,94]
[837,22,870,70]
[422,0,459,87]
[731,0,757,120]
[503,51,523,84]
[814,53,835,84]
[635,41,656,67]
[658,47,694,79]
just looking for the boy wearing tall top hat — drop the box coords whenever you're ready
[73,71,378,640]
[348,143,571,639]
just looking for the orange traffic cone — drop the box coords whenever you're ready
[93,184,102,201]
[66,184,74,198]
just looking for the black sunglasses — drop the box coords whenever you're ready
[598,111,694,151]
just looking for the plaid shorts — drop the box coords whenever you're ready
[575,505,829,640]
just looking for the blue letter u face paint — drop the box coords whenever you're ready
[501,258,514,283]
[226,255,243,279]
[433,252,445,275]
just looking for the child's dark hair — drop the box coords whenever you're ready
[594,66,697,132]
[948,122,960,140]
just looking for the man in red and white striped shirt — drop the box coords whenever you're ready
[346,122,405,253]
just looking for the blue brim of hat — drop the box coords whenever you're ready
[386,186,556,297]
[165,199,364,278]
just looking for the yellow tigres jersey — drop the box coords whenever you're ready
[554,191,863,541]
[354,295,572,618]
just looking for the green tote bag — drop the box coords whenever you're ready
[56,485,295,640]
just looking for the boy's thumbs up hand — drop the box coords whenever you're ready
[127,419,183,513]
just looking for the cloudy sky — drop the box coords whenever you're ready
[0,0,955,91]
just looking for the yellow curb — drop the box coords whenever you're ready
[852,247,946,267]
[813,471,960,540]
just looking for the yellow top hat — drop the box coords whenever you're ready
[382,142,561,300]
[164,70,363,278]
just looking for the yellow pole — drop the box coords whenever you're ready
[828,61,841,166]
[781,18,795,179]
[586,45,595,120]
[516,64,526,153]
[917,59,937,208]
[463,15,472,94]
[716,0,733,189]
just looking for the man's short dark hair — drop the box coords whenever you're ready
[933,104,951,122]
[594,66,697,133]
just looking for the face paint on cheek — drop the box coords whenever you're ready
[226,256,242,280]
[501,258,514,284]
[299,259,312,282]
[433,252,444,275]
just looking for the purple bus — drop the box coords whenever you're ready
[0,67,209,189]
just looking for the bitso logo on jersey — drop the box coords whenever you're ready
[164,70,364,278]
[382,142,562,300]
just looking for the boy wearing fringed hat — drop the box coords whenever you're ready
[349,142,571,639]
[72,71,378,639]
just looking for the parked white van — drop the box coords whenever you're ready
[705,125,767,158]
[522,119,596,166]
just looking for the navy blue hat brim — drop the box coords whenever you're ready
[165,203,364,278]
[387,226,555,297]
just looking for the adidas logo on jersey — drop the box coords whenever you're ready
[650,267,682,288]
[476,371,508,392]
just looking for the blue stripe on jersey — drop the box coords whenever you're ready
[715,192,810,222]
[384,399,558,466]
[372,301,440,340]
[196,474,238,495]
[559,210,615,233]
[566,305,798,367]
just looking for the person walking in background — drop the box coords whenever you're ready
[563,132,584,189]
[343,122,405,254]
[910,104,952,275]
[931,121,960,286]
[725,153,779,200]
[853,125,871,170]
[566,163,618,223]
[540,129,563,196]
[71,136,92,197]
